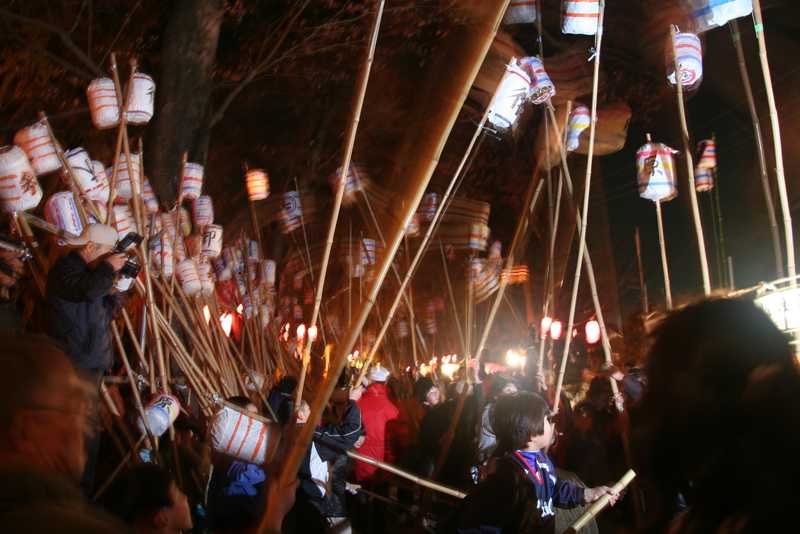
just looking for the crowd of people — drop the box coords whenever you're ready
[0,224,798,533]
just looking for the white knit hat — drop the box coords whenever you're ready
[368,366,390,383]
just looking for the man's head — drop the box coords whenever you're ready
[66,224,118,263]
[492,392,554,454]
[368,366,389,384]
[0,333,94,483]
[296,400,311,424]
[104,464,192,533]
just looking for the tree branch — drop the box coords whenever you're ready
[99,0,142,67]
[0,7,102,77]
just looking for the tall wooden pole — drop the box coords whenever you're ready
[729,21,782,278]
[670,25,711,295]
[260,3,510,529]
[552,1,606,413]
[634,227,649,315]
[655,200,673,310]
[749,2,794,280]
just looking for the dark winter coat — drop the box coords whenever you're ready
[46,251,116,371]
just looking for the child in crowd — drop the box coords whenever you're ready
[452,392,619,533]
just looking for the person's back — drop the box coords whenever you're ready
[355,369,399,482]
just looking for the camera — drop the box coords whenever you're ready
[114,232,143,279]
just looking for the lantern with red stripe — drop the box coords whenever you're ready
[193,195,214,228]
[562,0,600,35]
[180,162,204,200]
[487,60,531,130]
[13,122,61,176]
[503,0,538,25]
[667,31,703,90]
[125,72,155,125]
[520,56,556,105]
[566,105,591,152]
[112,152,141,200]
[142,178,159,213]
[637,141,678,203]
[0,145,43,213]
[86,78,120,129]
[694,138,716,192]
[210,404,281,464]
[45,192,83,236]
[112,204,138,239]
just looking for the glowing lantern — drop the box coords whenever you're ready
[585,319,601,344]
[246,169,270,201]
[203,305,211,324]
[540,316,553,338]
[550,320,563,340]
[297,323,306,340]
[308,325,318,342]
[220,313,233,337]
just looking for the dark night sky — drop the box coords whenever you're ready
[602,2,800,318]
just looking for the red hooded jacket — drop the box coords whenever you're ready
[354,382,400,482]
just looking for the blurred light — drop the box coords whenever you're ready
[308,325,318,342]
[236,304,243,314]
[540,316,553,338]
[585,320,601,344]
[203,305,210,324]
[550,320,563,340]
[506,349,524,368]
[220,313,233,337]
[296,323,306,340]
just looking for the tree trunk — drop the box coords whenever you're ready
[148,0,223,205]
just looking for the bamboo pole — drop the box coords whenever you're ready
[552,2,606,413]
[750,1,794,281]
[347,450,466,499]
[106,52,135,222]
[729,20,782,278]
[353,74,502,387]
[441,242,466,355]
[92,434,146,501]
[634,227,649,315]
[655,200,673,310]
[670,25,711,295]
[261,3,510,529]
[566,470,636,533]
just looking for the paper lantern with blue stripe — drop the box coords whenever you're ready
[667,31,703,90]
[687,0,753,34]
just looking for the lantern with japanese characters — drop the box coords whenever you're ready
[0,145,43,213]
[637,140,678,203]
[487,60,531,130]
[125,72,155,125]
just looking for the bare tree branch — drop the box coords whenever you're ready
[69,0,89,34]
[0,7,102,77]
[99,0,142,67]
[209,0,312,127]
[10,35,95,80]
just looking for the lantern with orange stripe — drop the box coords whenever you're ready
[520,56,556,105]
[503,0,538,25]
[694,138,716,192]
[210,403,281,464]
[562,0,600,35]
[13,122,61,176]
[86,78,120,130]
[180,162,204,200]
[0,145,43,213]
[667,31,703,90]
[637,140,678,203]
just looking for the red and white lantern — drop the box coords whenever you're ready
[13,122,60,176]
[86,77,119,129]
[45,192,83,237]
[0,145,43,212]
[112,205,137,239]
[112,152,141,200]
[125,72,155,125]
[176,259,202,296]
[521,56,556,105]
[245,169,269,201]
[561,0,600,35]
[637,141,679,203]
[667,32,703,90]
[193,195,214,228]
[210,404,281,464]
[180,162,203,200]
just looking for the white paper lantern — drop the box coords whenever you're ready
[192,195,214,227]
[278,191,302,233]
[197,261,215,297]
[566,105,591,152]
[260,259,276,287]
[180,162,203,200]
[213,256,231,282]
[13,122,61,176]
[137,394,180,437]
[521,56,556,104]
[667,32,703,90]
[87,77,119,129]
[176,259,202,296]
[637,141,679,203]
[0,145,43,212]
[112,205,137,239]
[142,178,159,213]
[503,0,538,25]
[688,0,753,33]
[45,191,84,237]
[202,224,223,258]
[561,0,600,35]
[210,404,281,464]
[487,60,531,130]
[112,153,141,200]
[125,72,155,125]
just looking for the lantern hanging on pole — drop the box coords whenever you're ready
[566,105,591,152]
[520,56,556,105]
[667,31,703,91]
[549,320,563,340]
[246,169,270,201]
[561,0,600,35]
[487,59,532,130]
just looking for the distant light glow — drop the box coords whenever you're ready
[220,313,233,337]
[506,349,525,368]
[296,323,306,340]
[236,304,243,314]
[203,305,211,324]
[585,320,601,344]
[550,320,563,340]
[541,316,553,338]
[308,325,318,342]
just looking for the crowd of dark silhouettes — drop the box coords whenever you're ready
[0,295,798,533]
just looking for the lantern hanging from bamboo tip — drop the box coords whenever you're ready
[45,192,84,237]
[86,77,120,130]
[636,138,679,203]
[180,163,204,200]
[192,195,214,228]
[13,122,61,176]
[520,56,556,105]
[487,59,532,130]
[667,30,703,90]
[561,0,600,35]
[246,169,270,201]
[125,72,155,125]
[566,105,591,152]
[0,145,44,213]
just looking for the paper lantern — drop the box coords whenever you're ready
[694,169,714,193]
[566,105,591,152]
[197,261,215,297]
[278,191,302,233]
[137,394,180,438]
[487,60,531,130]
[13,122,60,176]
[695,139,716,170]
[561,0,600,35]
[192,195,214,227]
[64,147,105,202]
[328,164,363,205]
[112,205,137,239]
[468,223,490,251]
[152,233,175,279]
[202,224,223,258]
[125,72,155,125]
[85,160,111,203]
[112,152,141,200]
[260,259,276,287]
[419,192,439,222]
[667,32,703,90]
[688,0,752,34]
[213,255,231,282]
[246,239,260,263]
[176,259,202,296]
[503,0,538,25]
[245,168,269,201]
[550,320,563,340]
[45,192,83,237]
[637,141,678,203]
[180,162,203,200]
[0,145,43,212]
[142,178,159,213]
[522,56,556,105]
[585,319,601,344]
[210,404,281,464]
[361,238,377,265]
[86,77,119,129]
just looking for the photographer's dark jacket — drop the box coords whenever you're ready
[46,251,116,372]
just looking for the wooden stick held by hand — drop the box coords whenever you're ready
[567,470,636,533]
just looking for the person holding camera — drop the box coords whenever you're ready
[45,223,127,494]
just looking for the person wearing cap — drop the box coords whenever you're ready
[354,365,399,484]
[44,223,127,494]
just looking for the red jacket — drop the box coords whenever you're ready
[354,382,400,482]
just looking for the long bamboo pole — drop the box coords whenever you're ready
[634,227,649,315]
[106,53,134,221]
[354,80,503,387]
[748,3,794,280]
[346,450,466,499]
[261,3,510,529]
[670,25,711,295]
[566,470,636,533]
[552,1,606,414]
[729,21,782,278]
[441,242,466,355]
[296,0,385,406]
[655,200,673,310]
